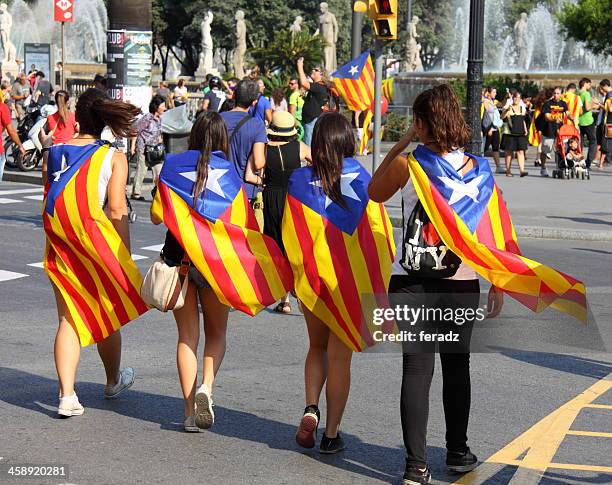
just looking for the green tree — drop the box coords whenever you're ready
[251,30,324,74]
[411,0,453,69]
[559,0,612,58]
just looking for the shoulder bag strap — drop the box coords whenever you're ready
[229,114,252,148]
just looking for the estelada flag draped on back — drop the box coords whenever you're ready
[561,91,582,127]
[43,142,148,347]
[528,107,542,146]
[282,157,396,352]
[407,145,587,322]
[151,150,293,316]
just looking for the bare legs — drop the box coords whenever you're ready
[505,150,526,175]
[173,284,228,418]
[303,307,353,437]
[53,285,122,397]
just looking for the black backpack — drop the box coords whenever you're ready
[400,199,461,278]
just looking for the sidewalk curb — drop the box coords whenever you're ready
[4,171,43,186]
[389,216,612,242]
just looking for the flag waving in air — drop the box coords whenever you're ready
[332,51,376,155]
[151,150,293,316]
[282,157,395,352]
[408,145,587,321]
[43,142,148,347]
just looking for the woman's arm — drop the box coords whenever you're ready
[368,126,415,203]
[296,57,311,91]
[107,151,131,252]
[299,142,312,163]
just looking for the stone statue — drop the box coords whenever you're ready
[197,11,214,73]
[514,12,529,70]
[0,2,12,62]
[290,15,303,37]
[318,2,338,73]
[233,10,247,79]
[403,16,423,72]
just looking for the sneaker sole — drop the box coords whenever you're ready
[57,408,84,417]
[403,478,431,485]
[104,371,135,400]
[319,443,346,455]
[194,392,214,429]
[447,462,478,473]
[295,414,318,448]
[184,425,201,433]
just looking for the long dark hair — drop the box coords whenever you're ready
[188,111,229,207]
[311,112,355,207]
[412,84,470,153]
[76,88,140,138]
[55,90,70,124]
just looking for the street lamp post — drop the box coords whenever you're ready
[351,1,366,59]
[465,0,485,155]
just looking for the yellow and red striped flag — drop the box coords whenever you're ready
[528,107,542,146]
[282,157,395,351]
[43,142,148,347]
[561,91,582,127]
[151,150,293,315]
[331,50,374,112]
[407,146,587,322]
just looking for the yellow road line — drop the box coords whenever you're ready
[566,430,612,438]
[452,374,612,485]
[584,404,612,410]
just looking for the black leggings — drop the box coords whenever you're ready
[389,275,480,468]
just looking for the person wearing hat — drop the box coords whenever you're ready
[246,110,311,313]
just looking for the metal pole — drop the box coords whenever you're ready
[372,39,383,171]
[61,21,66,90]
[466,0,485,155]
[407,0,413,29]
[351,2,364,59]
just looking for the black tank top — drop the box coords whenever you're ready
[264,141,301,189]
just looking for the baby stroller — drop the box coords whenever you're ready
[552,124,589,180]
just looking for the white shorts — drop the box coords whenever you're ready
[541,138,555,159]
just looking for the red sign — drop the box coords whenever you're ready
[54,0,74,22]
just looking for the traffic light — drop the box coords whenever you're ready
[368,0,398,40]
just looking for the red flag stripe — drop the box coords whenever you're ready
[339,78,369,110]
[288,197,361,350]
[43,218,105,341]
[475,207,497,247]
[75,164,147,316]
[495,186,521,254]
[51,196,117,336]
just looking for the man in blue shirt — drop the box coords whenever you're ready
[249,78,273,124]
[221,79,268,201]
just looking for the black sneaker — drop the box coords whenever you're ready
[319,432,346,454]
[447,447,478,473]
[295,405,320,449]
[403,465,431,485]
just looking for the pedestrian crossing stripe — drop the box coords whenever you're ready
[452,373,612,484]
[27,262,45,269]
[131,254,148,261]
[0,270,29,281]
[140,244,164,252]
[24,195,44,201]
[0,198,20,204]
[0,188,43,196]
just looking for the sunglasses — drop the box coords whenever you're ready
[312,68,321,73]
[289,81,297,85]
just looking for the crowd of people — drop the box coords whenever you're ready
[482,78,612,178]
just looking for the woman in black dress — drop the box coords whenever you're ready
[248,111,311,313]
[502,90,529,177]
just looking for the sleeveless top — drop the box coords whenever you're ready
[392,150,478,280]
[264,141,301,189]
[507,105,527,136]
[98,147,114,207]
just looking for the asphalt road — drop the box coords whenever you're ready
[0,181,610,485]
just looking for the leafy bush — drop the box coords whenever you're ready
[449,74,540,107]
[383,111,409,142]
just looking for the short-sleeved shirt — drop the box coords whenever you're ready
[249,94,271,122]
[0,103,13,153]
[221,110,268,199]
[541,99,568,138]
[135,113,163,152]
[302,82,328,125]
[36,80,53,105]
[47,112,77,144]
[11,81,29,106]
[204,89,226,112]
[578,90,594,126]
[289,91,304,122]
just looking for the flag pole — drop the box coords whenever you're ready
[61,21,66,90]
[372,38,383,172]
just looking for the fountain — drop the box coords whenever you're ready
[10,0,107,63]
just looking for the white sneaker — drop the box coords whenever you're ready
[104,367,135,399]
[183,415,200,433]
[194,384,214,429]
[540,168,550,177]
[57,393,84,417]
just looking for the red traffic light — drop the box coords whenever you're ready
[378,0,392,14]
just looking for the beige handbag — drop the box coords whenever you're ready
[140,255,190,312]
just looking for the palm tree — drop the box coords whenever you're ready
[251,30,325,76]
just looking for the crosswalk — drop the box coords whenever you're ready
[0,248,156,282]
[0,187,44,205]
